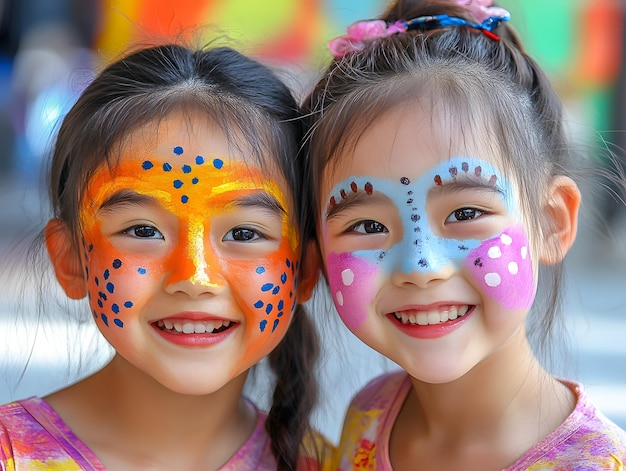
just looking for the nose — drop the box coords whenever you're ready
[389,237,456,289]
[164,222,226,297]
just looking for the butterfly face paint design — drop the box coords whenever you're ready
[323,157,535,331]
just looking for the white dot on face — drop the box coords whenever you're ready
[521,246,528,259]
[485,272,501,287]
[488,246,502,259]
[341,268,354,286]
[500,234,513,245]
[336,291,344,306]
[508,261,519,274]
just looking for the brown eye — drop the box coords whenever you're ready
[223,227,263,242]
[124,225,163,239]
[351,220,388,234]
[446,208,484,223]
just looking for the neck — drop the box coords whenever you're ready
[46,354,256,469]
[397,328,574,456]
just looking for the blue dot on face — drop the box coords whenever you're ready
[142,161,154,170]
[256,266,266,275]
[124,301,133,308]
[181,195,189,203]
[97,299,103,308]
[254,300,264,309]
[106,282,114,294]
[192,177,199,184]
[173,179,183,189]
[101,314,109,326]
[173,146,183,155]
[112,259,122,269]
[272,286,280,295]
[259,320,267,332]
[265,304,273,315]
[163,162,172,172]
[280,272,287,284]
[103,269,110,280]
[112,303,119,314]
[113,318,124,328]
[182,164,191,173]
[271,319,279,333]
[94,277,99,286]
[138,268,146,275]
[98,292,107,301]
[261,283,273,292]
[278,300,284,310]
[213,158,224,169]
[196,156,204,165]
[277,311,284,318]
[286,259,291,268]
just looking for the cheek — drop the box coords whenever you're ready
[83,236,155,330]
[225,243,299,368]
[465,225,535,310]
[326,251,380,331]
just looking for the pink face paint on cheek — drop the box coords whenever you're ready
[465,226,535,310]
[326,251,380,331]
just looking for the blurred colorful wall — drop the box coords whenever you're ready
[0,0,624,193]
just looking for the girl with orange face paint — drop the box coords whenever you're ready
[0,44,334,470]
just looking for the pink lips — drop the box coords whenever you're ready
[152,311,238,347]
[388,305,474,339]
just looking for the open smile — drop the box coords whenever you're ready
[392,305,471,326]
[388,305,475,339]
[155,319,234,335]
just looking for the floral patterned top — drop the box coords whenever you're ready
[336,370,626,470]
[0,397,334,470]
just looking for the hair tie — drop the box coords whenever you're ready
[328,5,510,59]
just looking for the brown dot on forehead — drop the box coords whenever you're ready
[489,175,498,185]
[400,177,410,185]
[462,162,469,172]
[449,166,458,177]
[340,189,347,199]
[364,182,373,195]
[434,175,442,186]
[474,166,482,177]
[350,181,358,193]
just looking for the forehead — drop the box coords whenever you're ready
[84,111,290,211]
[330,102,504,183]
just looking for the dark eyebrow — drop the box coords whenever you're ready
[429,178,505,197]
[232,192,286,217]
[97,190,157,214]
[326,191,388,220]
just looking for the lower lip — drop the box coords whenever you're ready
[388,307,474,339]
[152,323,238,347]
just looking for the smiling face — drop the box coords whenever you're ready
[71,110,301,394]
[319,104,540,383]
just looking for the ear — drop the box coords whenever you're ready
[538,176,581,265]
[296,241,321,303]
[45,218,88,299]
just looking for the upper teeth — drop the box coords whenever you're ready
[156,319,232,334]
[394,306,470,326]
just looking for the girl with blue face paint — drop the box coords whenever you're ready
[304,0,626,469]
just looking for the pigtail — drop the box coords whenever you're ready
[266,304,319,470]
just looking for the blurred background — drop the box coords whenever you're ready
[0,0,625,445]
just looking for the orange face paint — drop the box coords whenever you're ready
[76,115,301,391]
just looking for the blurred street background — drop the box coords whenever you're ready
[0,0,625,444]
